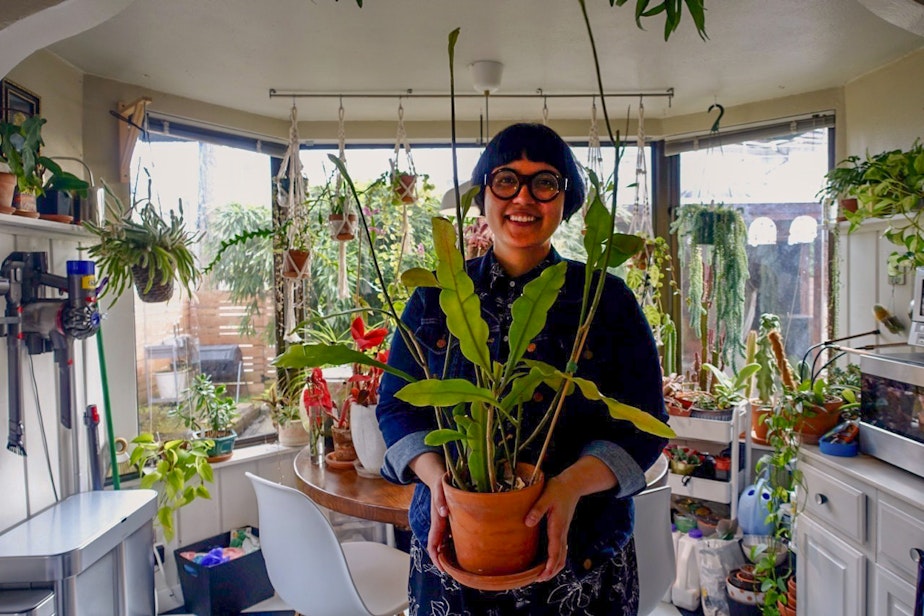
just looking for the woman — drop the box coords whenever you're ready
[377,123,667,615]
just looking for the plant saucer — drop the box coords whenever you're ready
[325,451,356,470]
[0,205,15,215]
[353,459,382,479]
[437,551,545,592]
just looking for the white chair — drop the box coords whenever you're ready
[633,485,675,616]
[245,472,410,616]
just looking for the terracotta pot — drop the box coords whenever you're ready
[442,463,544,576]
[777,599,796,616]
[282,249,311,279]
[393,173,417,204]
[328,213,357,241]
[750,401,773,445]
[330,425,357,462]
[277,420,312,447]
[0,172,15,211]
[796,398,843,444]
[837,197,859,221]
[13,191,37,213]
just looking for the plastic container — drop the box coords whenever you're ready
[671,528,703,610]
[664,524,683,602]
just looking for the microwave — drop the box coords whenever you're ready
[859,352,924,479]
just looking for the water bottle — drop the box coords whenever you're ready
[663,523,683,603]
[671,528,703,610]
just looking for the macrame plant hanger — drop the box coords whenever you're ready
[332,100,354,300]
[276,102,311,342]
[584,97,604,223]
[389,100,415,276]
[628,99,653,238]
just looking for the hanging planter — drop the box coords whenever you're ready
[328,212,357,241]
[392,172,417,204]
[131,263,175,303]
[281,248,310,279]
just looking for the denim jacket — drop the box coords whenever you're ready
[377,247,667,569]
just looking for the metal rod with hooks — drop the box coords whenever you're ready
[268,87,674,106]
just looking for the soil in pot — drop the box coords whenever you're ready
[440,463,545,586]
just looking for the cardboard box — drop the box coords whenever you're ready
[174,529,274,615]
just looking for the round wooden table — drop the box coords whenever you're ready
[294,447,414,529]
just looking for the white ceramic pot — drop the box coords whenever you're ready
[350,403,386,475]
[277,420,312,447]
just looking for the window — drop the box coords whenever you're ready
[676,128,830,369]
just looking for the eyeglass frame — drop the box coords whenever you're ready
[483,168,570,203]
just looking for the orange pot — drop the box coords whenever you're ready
[0,172,15,210]
[777,599,796,616]
[282,249,310,279]
[442,463,544,576]
[750,401,773,445]
[328,213,357,240]
[796,398,843,445]
[330,426,357,462]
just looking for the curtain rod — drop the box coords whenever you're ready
[268,87,673,105]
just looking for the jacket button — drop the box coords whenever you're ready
[533,392,543,402]
[527,343,536,353]
[582,349,594,360]
[583,558,593,570]
[436,338,447,349]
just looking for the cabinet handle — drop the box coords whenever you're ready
[814,493,828,505]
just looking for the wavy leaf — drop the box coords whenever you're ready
[396,378,497,408]
[506,262,566,373]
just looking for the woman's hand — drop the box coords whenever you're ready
[526,475,580,582]
[525,456,618,582]
[409,452,449,571]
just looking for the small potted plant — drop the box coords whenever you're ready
[82,183,200,303]
[666,445,702,476]
[817,154,867,221]
[171,373,240,462]
[128,432,215,542]
[258,375,315,448]
[700,361,760,418]
[328,192,357,241]
[0,115,89,215]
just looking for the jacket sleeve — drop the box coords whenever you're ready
[376,288,440,484]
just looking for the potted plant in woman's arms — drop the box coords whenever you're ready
[83,184,200,303]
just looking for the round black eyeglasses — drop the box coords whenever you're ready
[484,169,568,203]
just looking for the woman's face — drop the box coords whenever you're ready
[483,157,565,268]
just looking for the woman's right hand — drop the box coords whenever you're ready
[409,452,449,571]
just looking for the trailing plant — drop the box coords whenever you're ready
[129,433,214,542]
[670,202,750,369]
[624,235,680,374]
[82,183,200,302]
[843,139,924,275]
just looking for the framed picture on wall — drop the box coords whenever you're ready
[1,79,41,126]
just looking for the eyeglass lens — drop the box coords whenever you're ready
[488,169,564,202]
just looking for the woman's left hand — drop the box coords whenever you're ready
[524,455,619,583]
[525,476,580,582]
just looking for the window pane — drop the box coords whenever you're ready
[678,129,829,371]
[131,141,275,440]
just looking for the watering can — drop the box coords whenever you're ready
[737,476,774,535]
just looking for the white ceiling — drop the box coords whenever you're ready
[39,0,924,126]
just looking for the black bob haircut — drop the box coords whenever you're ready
[470,123,587,221]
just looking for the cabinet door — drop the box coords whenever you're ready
[798,516,866,616]
[873,564,916,616]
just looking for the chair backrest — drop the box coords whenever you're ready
[633,485,675,616]
[245,472,372,616]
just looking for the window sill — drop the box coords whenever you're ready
[208,441,304,469]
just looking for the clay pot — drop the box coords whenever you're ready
[393,173,417,203]
[0,172,15,211]
[277,420,312,447]
[328,213,357,241]
[837,197,859,221]
[777,599,796,616]
[442,463,544,576]
[750,401,773,445]
[796,398,843,445]
[282,249,310,279]
[330,425,357,462]
[13,191,37,214]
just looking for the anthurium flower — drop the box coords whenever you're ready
[301,368,333,411]
[351,316,388,351]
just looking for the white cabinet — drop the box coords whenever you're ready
[668,404,746,518]
[796,447,924,616]
[798,515,866,616]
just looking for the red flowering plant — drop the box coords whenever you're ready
[342,317,390,413]
[299,367,335,442]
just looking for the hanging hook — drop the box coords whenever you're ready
[708,103,725,133]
